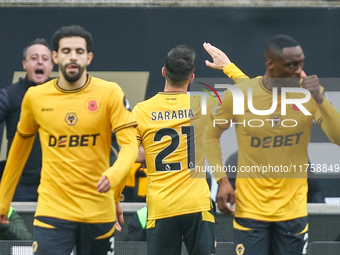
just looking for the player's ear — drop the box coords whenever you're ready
[161,67,166,77]
[189,73,195,83]
[265,58,274,70]
[86,52,94,66]
[52,51,58,64]
[87,52,93,65]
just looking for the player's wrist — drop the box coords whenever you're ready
[314,93,324,105]
[217,177,230,185]
[222,62,236,74]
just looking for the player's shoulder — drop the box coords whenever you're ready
[89,76,122,92]
[220,77,260,101]
[133,94,158,112]
[190,93,201,101]
[190,94,202,109]
[236,76,261,90]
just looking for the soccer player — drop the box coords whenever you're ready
[203,35,340,255]
[133,45,215,255]
[132,45,248,255]
[0,38,54,201]
[0,25,138,255]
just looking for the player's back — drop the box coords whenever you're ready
[133,92,211,220]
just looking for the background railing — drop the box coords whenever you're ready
[1,202,338,255]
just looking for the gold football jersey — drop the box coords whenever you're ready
[204,77,340,221]
[1,76,137,223]
[133,92,212,220]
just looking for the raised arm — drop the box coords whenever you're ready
[302,73,340,145]
[203,42,249,84]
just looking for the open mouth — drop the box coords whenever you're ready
[35,69,44,75]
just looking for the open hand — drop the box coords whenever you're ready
[203,42,232,70]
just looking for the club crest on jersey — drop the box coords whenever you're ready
[235,244,245,255]
[269,114,282,127]
[86,98,99,113]
[124,96,132,111]
[65,113,78,125]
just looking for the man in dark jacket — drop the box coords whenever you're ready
[0,38,53,201]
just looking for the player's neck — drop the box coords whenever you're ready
[163,89,187,93]
[163,82,188,93]
[57,73,88,91]
[262,75,284,93]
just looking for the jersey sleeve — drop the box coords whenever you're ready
[17,90,38,137]
[132,104,142,144]
[113,174,128,204]
[103,126,138,189]
[315,97,340,145]
[223,63,250,84]
[109,84,137,132]
[203,89,234,180]
[0,133,35,216]
[0,90,38,215]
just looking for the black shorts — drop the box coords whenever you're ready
[234,217,308,255]
[146,210,216,255]
[33,216,115,255]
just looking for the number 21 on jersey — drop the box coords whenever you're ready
[153,126,196,171]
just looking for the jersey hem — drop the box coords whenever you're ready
[148,205,211,220]
[234,211,308,222]
[34,213,116,224]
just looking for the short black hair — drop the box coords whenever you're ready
[265,34,300,59]
[23,38,51,60]
[164,45,195,84]
[51,25,93,52]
